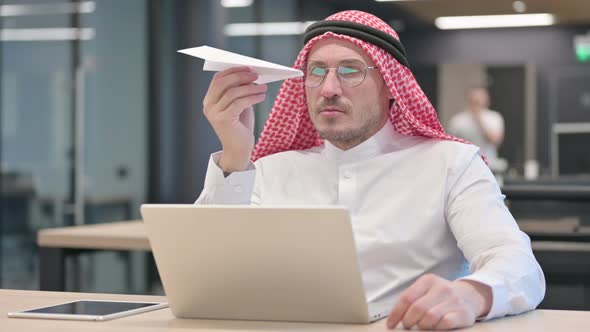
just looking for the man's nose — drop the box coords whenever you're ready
[320,69,342,99]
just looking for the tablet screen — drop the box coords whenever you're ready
[25,301,159,316]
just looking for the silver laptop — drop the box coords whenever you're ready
[140,204,388,324]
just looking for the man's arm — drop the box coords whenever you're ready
[195,66,268,204]
[387,148,544,330]
[444,150,544,318]
[194,151,258,205]
[473,110,504,147]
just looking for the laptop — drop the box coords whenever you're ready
[140,204,389,324]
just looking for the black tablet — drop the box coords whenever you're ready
[7,299,168,321]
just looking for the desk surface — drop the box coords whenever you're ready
[37,220,590,252]
[1,290,589,331]
[37,221,149,251]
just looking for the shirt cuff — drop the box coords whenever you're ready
[196,151,256,204]
[457,272,507,321]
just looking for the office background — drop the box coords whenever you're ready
[1,0,590,309]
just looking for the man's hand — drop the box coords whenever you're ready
[386,274,492,330]
[202,67,268,173]
[470,108,503,147]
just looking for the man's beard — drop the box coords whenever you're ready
[316,117,381,146]
[311,97,381,147]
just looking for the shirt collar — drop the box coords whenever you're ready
[321,120,398,163]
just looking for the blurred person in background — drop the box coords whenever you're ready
[448,87,506,172]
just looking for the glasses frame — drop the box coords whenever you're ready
[303,61,379,88]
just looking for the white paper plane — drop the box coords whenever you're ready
[178,45,303,84]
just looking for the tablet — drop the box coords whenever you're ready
[7,299,168,321]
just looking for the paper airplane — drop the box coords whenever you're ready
[178,45,303,84]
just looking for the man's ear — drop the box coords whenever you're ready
[383,84,394,108]
[388,97,395,109]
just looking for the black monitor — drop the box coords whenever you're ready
[558,132,590,175]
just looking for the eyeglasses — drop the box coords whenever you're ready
[304,60,378,88]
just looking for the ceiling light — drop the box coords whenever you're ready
[435,13,555,30]
[512,1,527,13]
[221,0,253,8]
[0,1,95,16]
[0,28,95,41]
[224,21,316,36]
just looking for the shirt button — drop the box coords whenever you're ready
[234,185,243,193]
[343,171,352,179]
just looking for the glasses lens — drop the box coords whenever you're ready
[337,61,366,87]
[305,66,326,87]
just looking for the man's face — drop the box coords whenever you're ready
[305,39,391,150]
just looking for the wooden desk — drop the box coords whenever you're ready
[1,289,589,331]
[38,219,589,254]
[38,221,148,251]
[37,221,148,291]
[38,220,590,292]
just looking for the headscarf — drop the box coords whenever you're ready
[251,10,471,162]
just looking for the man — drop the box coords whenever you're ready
[448,87,505,171]
[196,10,544,331]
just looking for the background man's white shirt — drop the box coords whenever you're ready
[448,109,504,166]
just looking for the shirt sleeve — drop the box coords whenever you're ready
[445,148,546,320]
[483,110,505,135]
[194,151,258,205]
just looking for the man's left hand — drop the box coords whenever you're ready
[386,274,492,330]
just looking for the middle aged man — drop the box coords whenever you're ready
[195,10,545,331]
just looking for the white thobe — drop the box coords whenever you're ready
[195,120,545,320]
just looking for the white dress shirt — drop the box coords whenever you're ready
[195,121,545,320]
[448,109,504,167]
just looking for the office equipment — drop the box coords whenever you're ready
[141,204,388,323]
[8,299,167,321]
[553,130,590,176]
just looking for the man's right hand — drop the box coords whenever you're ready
[203,67,267,173]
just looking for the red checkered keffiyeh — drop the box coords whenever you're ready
[251,10,471,162]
